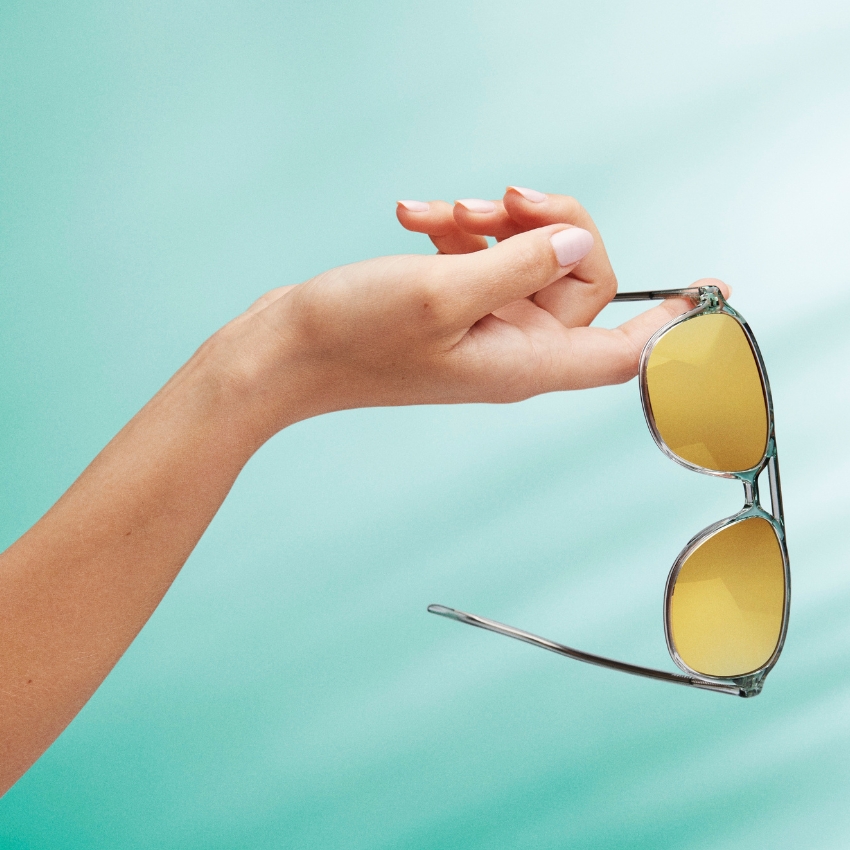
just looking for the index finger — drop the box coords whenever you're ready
[503,188,618,328]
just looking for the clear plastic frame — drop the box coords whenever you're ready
[428,286,789,698]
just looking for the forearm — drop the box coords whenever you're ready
[0,331,265,793]
[0,187,705,795]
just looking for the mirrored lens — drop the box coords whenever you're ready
[669,517,785,678]
[646,313,768,472]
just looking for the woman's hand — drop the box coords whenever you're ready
[0,185,728,794]
[397,186,619,329]
[216,187,722,447]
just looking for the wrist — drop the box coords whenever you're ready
[196,308,318,453]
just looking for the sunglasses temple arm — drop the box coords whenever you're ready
[767,453,785,526]
[427,605,744,697]
[611,288,706,302]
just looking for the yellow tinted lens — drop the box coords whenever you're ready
[669,517,785,677]
[646,313,768,472]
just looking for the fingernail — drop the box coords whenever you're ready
[550,227,593,267]
[509,186,547,203]
[456,198,497,213]
[397,200,430,212]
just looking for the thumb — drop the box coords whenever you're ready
[433,224,594,329]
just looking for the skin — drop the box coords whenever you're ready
[0,187,728,794]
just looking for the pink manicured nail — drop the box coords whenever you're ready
[509,186,547,203]
[456,198,497,213]
[550,227,593,267]
[397,200,430,212]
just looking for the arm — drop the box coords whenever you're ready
[0,187,720,793]
[0,340,264,792]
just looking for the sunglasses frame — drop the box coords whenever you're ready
[429,285,789,699]
[644,287,789,697]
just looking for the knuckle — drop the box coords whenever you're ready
[560,195,587,220]
[556,196,598,234]
[600,271,619,301]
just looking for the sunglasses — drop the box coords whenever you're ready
[429,285,788,698]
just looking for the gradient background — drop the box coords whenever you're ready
[2,1,850,847]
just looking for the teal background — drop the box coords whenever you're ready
[2,1,850,847]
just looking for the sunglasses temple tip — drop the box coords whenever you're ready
[428,604,479,628]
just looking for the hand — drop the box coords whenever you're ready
[397,186,620,329]
[0,185,728,793]
[213,187,727,445]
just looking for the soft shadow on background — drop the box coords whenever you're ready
[2,1,849,847]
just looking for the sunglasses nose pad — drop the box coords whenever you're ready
[666,516,785,678]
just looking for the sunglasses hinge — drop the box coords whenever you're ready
[697,285,722,310]
[733,671,768,698]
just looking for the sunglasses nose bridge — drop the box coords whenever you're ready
[733,458,761,509]
[737,449,783,527]
[742,475,758,508]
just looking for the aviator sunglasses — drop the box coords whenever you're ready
[429,285,788,698]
